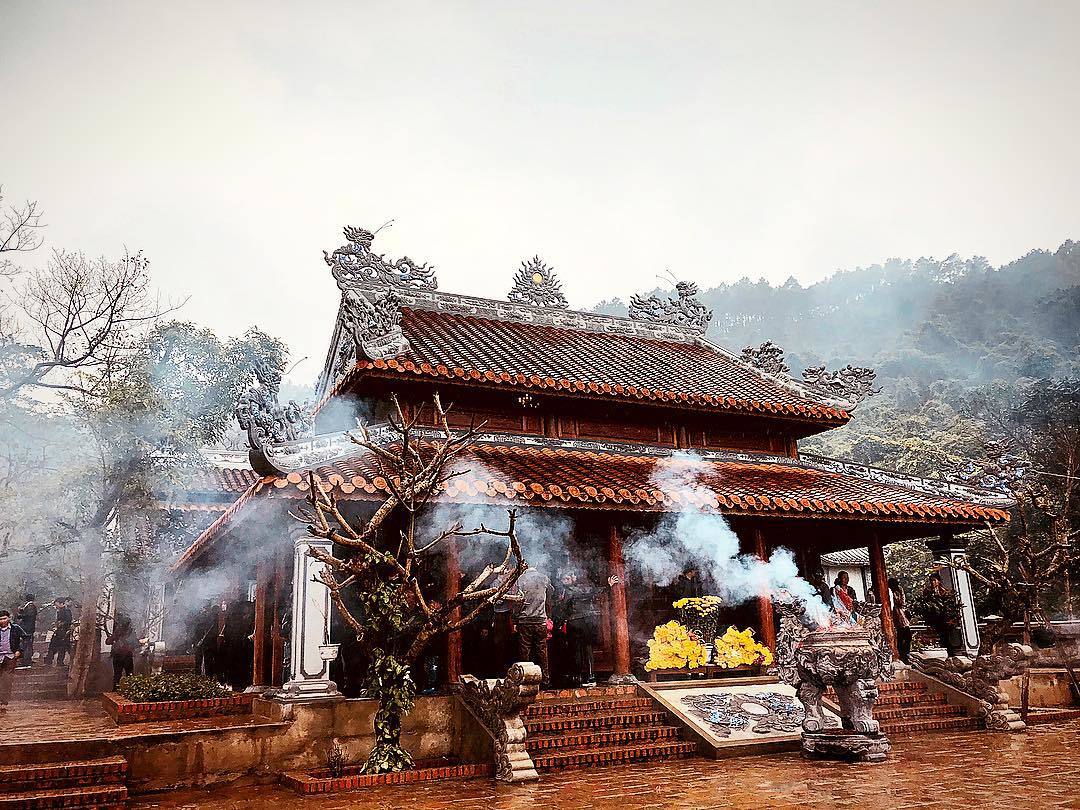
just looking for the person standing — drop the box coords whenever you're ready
[553,569,620,687]
[0,610,28,711]
[16,595,38,669]
[832,572,858,623]
[105,613,136,689]
[513,565,553,688]
[888,578,913,664]
[44,597,73,669]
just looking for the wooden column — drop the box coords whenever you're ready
[270,560,287,687]
[606,523,633,680]
[251,561,270,687]
[868,533,898,658]
[444,537,463,685]
[752,528,778,650]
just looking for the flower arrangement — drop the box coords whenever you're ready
[672,595,724,643]
[712,626,774,669]
[645,620,708,671]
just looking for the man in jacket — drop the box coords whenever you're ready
[0,610,28,710]
[44,598,73,669]
[16,594,37,669]
[513,565,553,687]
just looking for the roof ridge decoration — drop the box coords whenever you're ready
[341,288,411,361]
[628,280,713,334]
[324,225,439,290]
[801,364,880,406]
[236,359,313,476]
[741,341,789,376]
[507,256,568,309]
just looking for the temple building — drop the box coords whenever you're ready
[169,226,1011,700]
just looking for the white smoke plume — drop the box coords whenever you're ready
[623,451,832,626]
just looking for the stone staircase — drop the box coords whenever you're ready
[12,668,70,702]
[524,686,696,770]
[872,680,980,734]
[0,756,128,808]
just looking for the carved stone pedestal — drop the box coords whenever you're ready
[802,730,891,764]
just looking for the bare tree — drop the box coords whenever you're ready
[2,249,181,399]
[0,187,45,278]
[293,393,526,773]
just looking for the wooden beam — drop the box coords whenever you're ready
[444,537,463,685]
[606,523,633,678]
[868,533,898,658]
[752,528,778,650]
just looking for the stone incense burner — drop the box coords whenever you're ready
[775,601,894,763]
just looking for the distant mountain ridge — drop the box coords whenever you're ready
[595,240,1080,401]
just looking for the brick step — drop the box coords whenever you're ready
[872,693,947,707]
[11,688,70,701]
[1025,708,1080,725]
[874,705,968,721]
[0,757,127,795]
[0,785,128,809]
[533,740,697,770]
[536,685,638,702]
[525,710,669,735]
[526,725,682,753]
[880,716,980,734]
[525,697,654,718]
[827,681,926,696]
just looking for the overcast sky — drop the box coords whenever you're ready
[3,2,1078,383]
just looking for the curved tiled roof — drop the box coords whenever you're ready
[174,435,1009,572]
[334,308,850,423]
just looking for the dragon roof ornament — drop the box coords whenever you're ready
[324,225,438,290]
[236,358,313,476]
[341,289,411,361]
[741,341,790,376]
[801,364,880,406]
[507,256,568,309]
[628,280,713,334]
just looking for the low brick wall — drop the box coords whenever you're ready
[119,695,491,794]
[103,691,253,724]
[281,761,494,794]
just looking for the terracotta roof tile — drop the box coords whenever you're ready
[336,308,848,423]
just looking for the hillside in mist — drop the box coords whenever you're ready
[597,240,1080,406]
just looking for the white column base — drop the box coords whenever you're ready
[278,677,342,702]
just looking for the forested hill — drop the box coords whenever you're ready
[595,240,1080,405]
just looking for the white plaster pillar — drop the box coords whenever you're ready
[930,533,981,657]
[280,527,340,701]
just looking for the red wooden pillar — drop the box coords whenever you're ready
[606,523,633,680]
[270,560,287,687]
[445,537,463,685]
[753,527,778,650]
[252,561,270,687]
[868,533,898,658]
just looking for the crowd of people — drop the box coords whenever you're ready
[0,594,76,712]
[474,563,621,688]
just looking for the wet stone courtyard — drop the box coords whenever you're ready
[131,719,1080,810]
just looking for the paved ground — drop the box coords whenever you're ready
[130,719,1080,810]
[0,700,279,744]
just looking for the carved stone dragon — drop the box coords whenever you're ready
[740,341,790,376]
[235,359,312,475]
[801,364,880,406]
[324,225,438,289]
[458,662,542,782]
[912,644,1032,731]
[628,280,713,334]
[341,288,411,362]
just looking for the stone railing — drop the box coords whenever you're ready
[911,643,1032,731]
[458,662,542,782]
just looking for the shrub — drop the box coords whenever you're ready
[117,673,231,703]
